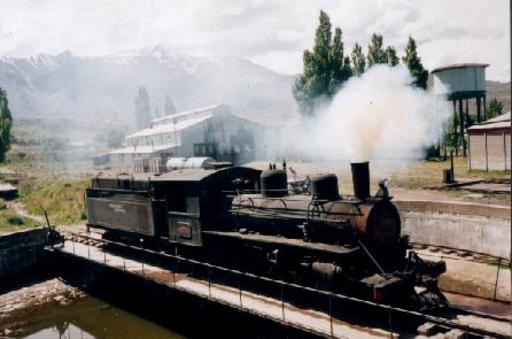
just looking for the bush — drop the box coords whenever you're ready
[7,216,24,225]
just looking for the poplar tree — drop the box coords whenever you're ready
[164,92,177,115]
[351,43,366,76]
[486,98,504,119]
[0,88,12,162]
[385,46,399,66]
[134,86,151,129]
[402,36,428,89]
[293,11,352,116]
[367,34,388,66]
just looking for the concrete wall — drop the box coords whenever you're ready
[0,228,48,278]
[396,200,510,259]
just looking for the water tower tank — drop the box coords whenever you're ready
[431,63,488,98]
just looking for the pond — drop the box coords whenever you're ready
[16,296,187,339]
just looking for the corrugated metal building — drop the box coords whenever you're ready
[467,112,510,171]
[105,104,265,172]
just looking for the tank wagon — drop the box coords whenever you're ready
[86,161,447,309]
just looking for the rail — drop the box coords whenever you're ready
[55,231,510,339]
[410,242,510,302]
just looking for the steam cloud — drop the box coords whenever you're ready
[277,65,451,163]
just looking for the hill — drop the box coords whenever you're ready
[486,80,510,114]
[0,46,298,131]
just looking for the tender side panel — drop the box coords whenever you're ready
[168,212,202,246]
[87,190,155,236]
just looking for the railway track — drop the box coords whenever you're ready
[410,242,510,270]
[54,230,511,338]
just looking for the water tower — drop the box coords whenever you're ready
[431,63,489,156]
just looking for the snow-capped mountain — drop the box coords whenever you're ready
[0,46,297,127]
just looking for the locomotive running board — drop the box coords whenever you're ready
[202,231,359,255]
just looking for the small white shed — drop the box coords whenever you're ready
[467,112,510,171]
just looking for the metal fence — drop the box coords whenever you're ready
[63,235,499,339]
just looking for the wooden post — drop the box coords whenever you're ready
[453,100,458,156]
[450,151,455,181]
[503,131,507,171]
[485,132,489,171]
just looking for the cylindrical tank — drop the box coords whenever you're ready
[431,63,488,95]
[351,162,370,200]
[166,157,216,170]
[311,174,340,201]
[260,169,287,198]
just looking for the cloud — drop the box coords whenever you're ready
[0,0,509,81]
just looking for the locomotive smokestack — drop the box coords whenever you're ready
[351,161,370,200]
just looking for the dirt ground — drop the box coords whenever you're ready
[0,277,85,337]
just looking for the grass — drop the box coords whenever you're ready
[19,178,89,226]
[389,156,510,189]
[0,206,36,233]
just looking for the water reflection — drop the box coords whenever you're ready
[17,296,186,339]
[26,324,94,339]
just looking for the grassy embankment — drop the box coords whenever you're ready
[0,201,36,233]
[389,156,510,189]
[0,162,89,233]
[19,179,89,226]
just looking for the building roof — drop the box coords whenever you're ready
[101,166,261,183]
[467,112,510,132]
[109,144,178,155]
[126,113,213,139]
[431,63,489,74]
[151,104,226,126]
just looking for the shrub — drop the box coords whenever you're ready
[7,216,24,225]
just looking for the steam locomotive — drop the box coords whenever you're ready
[85,161,447,309]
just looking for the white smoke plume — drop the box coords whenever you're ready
[277,65,451,163]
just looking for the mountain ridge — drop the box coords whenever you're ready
[0,47,298,128]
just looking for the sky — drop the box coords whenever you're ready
[0,0,510,81]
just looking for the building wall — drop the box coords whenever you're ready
[469,133,486,170]
[487,132,505,170]
[469,130,510,171]
[181,114,264,164]
[105,112,265,171]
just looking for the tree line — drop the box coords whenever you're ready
[0,88,12,162]
[293,10,428,116]
[134,86,178,130]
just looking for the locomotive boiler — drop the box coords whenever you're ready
[85,161,447,309]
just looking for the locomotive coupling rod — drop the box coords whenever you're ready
[357,239,386,275]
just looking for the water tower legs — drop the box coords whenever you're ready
[483,95,487,120]
[476,96,482,123]
[459,99,467,156]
